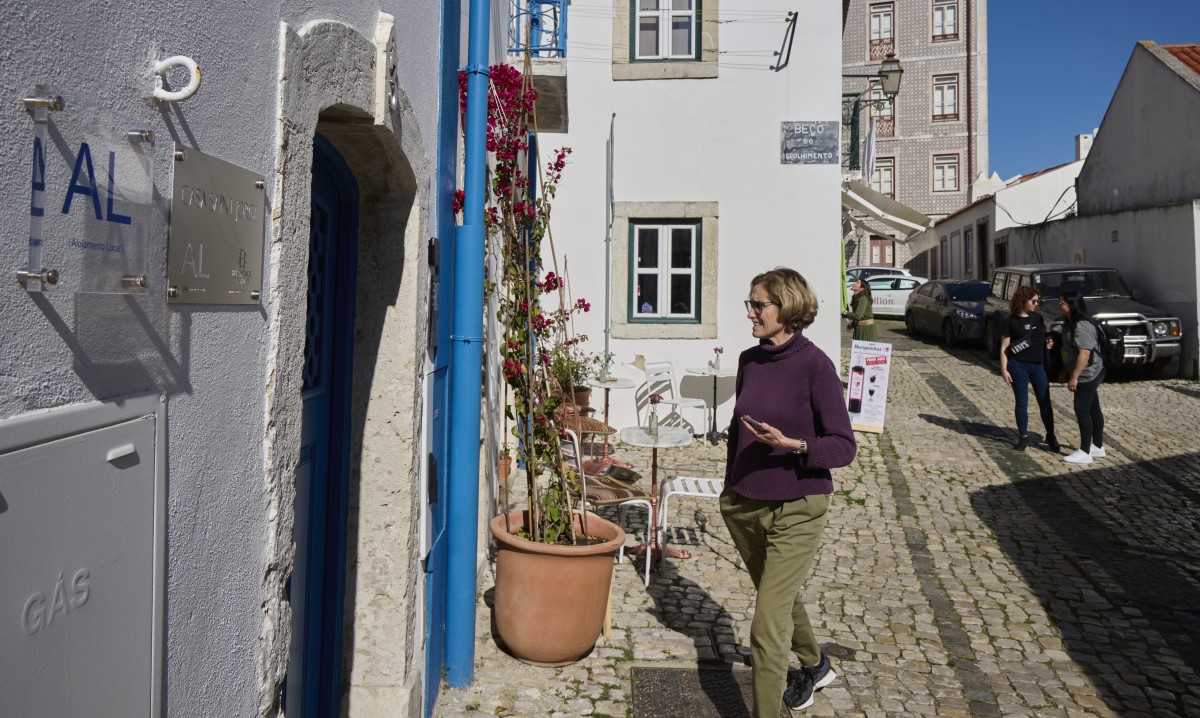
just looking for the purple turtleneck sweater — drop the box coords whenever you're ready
[724,331,857,500]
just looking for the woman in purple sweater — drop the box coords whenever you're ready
[721,267,857,716]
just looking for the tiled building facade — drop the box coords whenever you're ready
[842,0,989,275]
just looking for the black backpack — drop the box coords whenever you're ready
[1086,318,1125,368]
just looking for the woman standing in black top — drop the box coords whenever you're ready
[999,286,1059,452]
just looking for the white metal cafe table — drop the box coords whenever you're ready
[618,425,692,573]
[685,365,737,445]
[585,375,637,471]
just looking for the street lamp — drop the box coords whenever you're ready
[842,53,904,172]
[876,53,903,98]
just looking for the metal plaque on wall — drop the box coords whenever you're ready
[167,143,264,304]
[779,121,839,165]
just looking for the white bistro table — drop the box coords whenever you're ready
[618,425,692,572]
[586,376,636,469]
[685,365,737,445]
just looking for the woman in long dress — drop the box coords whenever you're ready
[842,280,878,342]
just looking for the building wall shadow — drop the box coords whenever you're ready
[970,453,1200,715]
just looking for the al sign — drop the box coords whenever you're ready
[780,121,838,165]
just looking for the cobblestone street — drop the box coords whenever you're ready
[435,320,1200,717]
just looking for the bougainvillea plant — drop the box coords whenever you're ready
[460,63,591,544]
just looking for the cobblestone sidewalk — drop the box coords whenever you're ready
[435,320,1200,717]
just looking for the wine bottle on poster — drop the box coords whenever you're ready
[848,365,865,414]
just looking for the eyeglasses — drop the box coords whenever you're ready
[744,300,777,314]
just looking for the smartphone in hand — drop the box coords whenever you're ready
[742,415,765,431]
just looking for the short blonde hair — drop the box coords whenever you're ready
[751,267,819,331]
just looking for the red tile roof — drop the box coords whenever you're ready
[1014,161,1073,183]
[1163,44,1200,78]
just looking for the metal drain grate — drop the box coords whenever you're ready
[631,666,788,718]
[823,642,856,660]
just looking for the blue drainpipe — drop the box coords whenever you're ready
[444,0,491,689]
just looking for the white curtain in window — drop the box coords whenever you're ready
[870,5,893,40]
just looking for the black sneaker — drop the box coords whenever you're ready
[1014,436,1028,451]
[807,651,837,691]
[784,652,836,710]
[782,666,816,710]
[1046,435,1061,452]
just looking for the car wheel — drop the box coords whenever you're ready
[984,319,1000,358]
[905,311,917,334]
[1147,357,1175,378]
[943,319,957,347]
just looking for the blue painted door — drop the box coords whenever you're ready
[288,134,359,718]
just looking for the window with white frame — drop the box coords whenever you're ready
[933,154,959,192]
[869,3,894,60]
[867,84,895,137]
[870,157,895,198]
[933,75,959,120]
[631,221,700,321]
[635,0,698,60]
[932,0,958,40]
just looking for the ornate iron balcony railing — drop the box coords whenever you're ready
[509,0,568,58]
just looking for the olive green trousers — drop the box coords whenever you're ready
[720,489,829,718]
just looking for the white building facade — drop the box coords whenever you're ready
[920,157,1084,281]
[540,0,846,433]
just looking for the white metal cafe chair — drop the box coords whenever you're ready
[642,361,707,431]
[657,475,724,567]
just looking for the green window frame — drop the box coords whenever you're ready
[628,220,702,323]
[631,0,702,62]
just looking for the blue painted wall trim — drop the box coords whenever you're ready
[426,0,463,713]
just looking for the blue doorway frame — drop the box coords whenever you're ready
[288,133,359,718]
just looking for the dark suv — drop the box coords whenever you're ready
[983,264,1183,372]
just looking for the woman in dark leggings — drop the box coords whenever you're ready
[1057,291,1105,464]
[999,285,1058,452]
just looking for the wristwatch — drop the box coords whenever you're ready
[791,439,808,455]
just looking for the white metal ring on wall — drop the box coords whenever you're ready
[153,55,201,102]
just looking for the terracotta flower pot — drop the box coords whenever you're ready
[490,510,625,666]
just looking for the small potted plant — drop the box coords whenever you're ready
[647,393,663,436]
[497,443,513,485]
[549,333,600,410]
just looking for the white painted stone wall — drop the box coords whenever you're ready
[1077,42,1200,216]
[538,0,844,434]
[932,160,1083,279]
[0,3,475,716]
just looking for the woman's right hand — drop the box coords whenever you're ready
[1001,368,1012,386]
